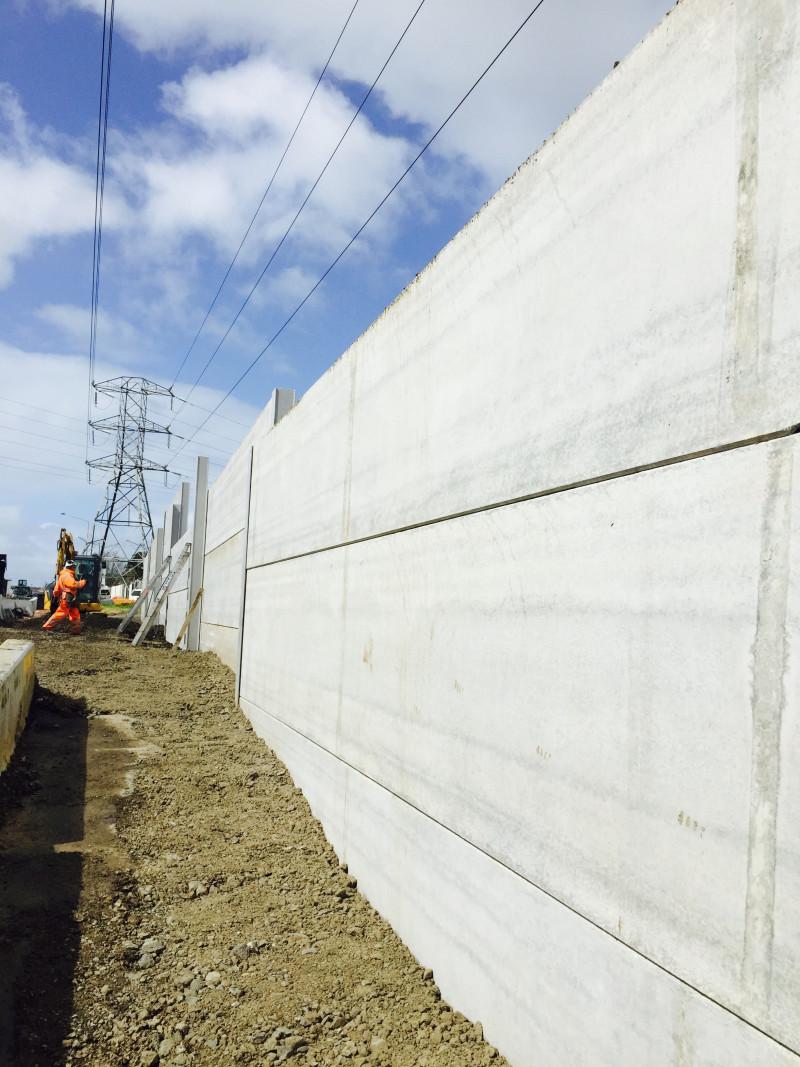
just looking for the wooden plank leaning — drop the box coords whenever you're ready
[171,587,203,653]
[131,542,192,647]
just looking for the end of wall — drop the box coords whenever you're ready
[0,639,34,775]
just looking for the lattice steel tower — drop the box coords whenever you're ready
[86,376,174,560]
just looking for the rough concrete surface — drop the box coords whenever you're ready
[236,433,800,1064]
[0,638,35,774]
[0,612,506,1067]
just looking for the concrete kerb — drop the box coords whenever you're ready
[0,639,35,775]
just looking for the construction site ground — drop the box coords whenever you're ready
[0,612,508,1067]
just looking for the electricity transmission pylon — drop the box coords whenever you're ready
[85,376,175,561]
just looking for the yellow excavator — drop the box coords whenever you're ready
[44,528,103,612]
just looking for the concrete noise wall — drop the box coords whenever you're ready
[201,0,800,1062]
[200,388,295,670]
[142,482,192,645]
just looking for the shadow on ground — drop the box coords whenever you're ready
[0,683,88,1066]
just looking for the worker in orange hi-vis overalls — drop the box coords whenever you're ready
[43,560,86,635]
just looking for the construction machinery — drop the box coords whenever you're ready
[44,528,102,612]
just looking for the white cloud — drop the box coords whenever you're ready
[63,0,363,61]
[243,265,321,312]
[3,0,676,581]
[112,53,414,262]
[161,54,311,143]
[0,504,22,528]
[16,0,671,345]
[63,0,671,183]
[36,303,141,353]
[0,86,96,286]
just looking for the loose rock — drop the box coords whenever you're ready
[3,613,510,1067]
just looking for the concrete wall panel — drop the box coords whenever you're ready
[202,532,243,633]
[201,529,246,671]
[199,623,239,674]
[239,437,799,1047]
[247,361,352,567]
[243,0,800,568]
[164,530,191,645]
[771,444,800,1040]
[239,698,797,1067]
[205,452,249,556]
[206,389,292,555]
[344,761,797,1067]
[241,550,345,753]
[200,0,800,1059]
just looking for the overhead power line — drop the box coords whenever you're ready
[0,435,87,460]
[1,424,87,448]
[147,415,245,449]
[0,393,91,425]
[172,0,549,460]
[0,407,235,472]
[87,0,116,440]
[170,0,429,423]
[0,390,238,455]
[169,397,253,430]
[0,454,89,481]
[169,0,363,391]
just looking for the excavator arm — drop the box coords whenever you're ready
[45,529,78,612]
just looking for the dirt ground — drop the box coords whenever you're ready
[0,611,509,1067]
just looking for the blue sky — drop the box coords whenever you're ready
[1,0,669,583]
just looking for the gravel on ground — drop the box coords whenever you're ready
[0,612,508,1067]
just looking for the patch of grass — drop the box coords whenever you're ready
[102,603,135,615]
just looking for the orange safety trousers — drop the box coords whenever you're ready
[44,568,85,633]
[43,601,82,633]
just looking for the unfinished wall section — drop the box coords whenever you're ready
[200,0,800,1062]
[142,481,191,644]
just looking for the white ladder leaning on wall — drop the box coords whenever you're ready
[116,541,192,647]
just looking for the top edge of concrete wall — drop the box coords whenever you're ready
[214,0,800,568]
[205,389,295,554]
[254,0,682,418]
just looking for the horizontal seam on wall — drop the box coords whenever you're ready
[204,529,245,556]
[199,622,238,631]
[247,423,800,571]
[240,696,800,1059]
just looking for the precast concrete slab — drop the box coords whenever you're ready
[199,532,244,672]
[247,356,354,568]
[242,548,345,754]
[238,435,799,1051]
[4,598,36,618]
[164,530,191,646]
[198,623,239,677]
[205,447,250,556]
[242,0,800,567]
[202,390,299,662]
[205,0,800,1058]
[0,639,34,775]
[768,444,800,1038]
[239,695,799,1067]
[206,387,295,557]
